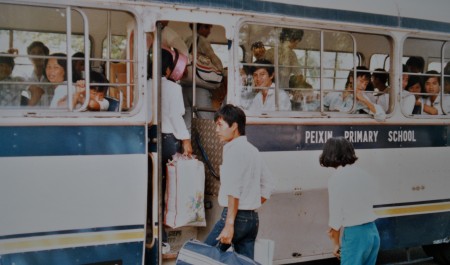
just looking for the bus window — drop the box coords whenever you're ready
[403,37,450,117]
[238,22,391,117]
[0,3,136,113]
[370,54,390,71]
[211,43,244,69]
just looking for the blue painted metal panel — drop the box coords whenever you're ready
[0,126,146,157]
[1,242,144,265]
[246,124,449,152]
[376,211,450,250]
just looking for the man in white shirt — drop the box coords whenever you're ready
[247,59,291,113]
[204,104,275,259]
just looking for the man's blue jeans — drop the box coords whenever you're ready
[204,207,259,259]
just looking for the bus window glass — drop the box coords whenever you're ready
[238,23,384,115]
[102,36,127,60]
[370,54,390,71]
[0,3,137,113]
[403,37,450,117]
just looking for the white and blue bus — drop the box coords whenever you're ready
[1,0,450,264]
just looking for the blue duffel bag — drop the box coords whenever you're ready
[176,240,261,265]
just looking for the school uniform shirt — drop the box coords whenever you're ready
[248,84,291,112]
[401,90,416,115]
[421,94,450,115]
[340,93,386,121]
[50,83,68,108]
[161,77,190,140]
[328,165,378,230]
[323,91,344,111]
[368,89,389,113]
[218,136,275,210]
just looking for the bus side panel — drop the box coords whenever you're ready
[0,125,147,265]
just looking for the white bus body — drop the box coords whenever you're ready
[1,0,450,264]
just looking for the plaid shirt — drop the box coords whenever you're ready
[0,76,26,107]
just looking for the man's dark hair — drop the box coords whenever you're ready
[214,104,246,136]
[356,66,371,79]
[251,59,274,78]
[0,52,15,70]
[279,28,304,42]
[406,56,425,73]
[319,137,358,168]
[372,68,389,86]
[27,41,50,55]
[424,70,441,86]
[189,23,212,31]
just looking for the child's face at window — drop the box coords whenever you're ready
[90,88,105,100]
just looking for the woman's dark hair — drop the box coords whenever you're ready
[214,104,246,136]
[406,75,423,92]
[319,137,358,168]
[44,53,67,81]
[161,49,174,77]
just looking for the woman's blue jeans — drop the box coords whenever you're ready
[341,221,380,265]
[204,207,259,259]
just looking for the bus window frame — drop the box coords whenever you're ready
[402,36,450,118]
[236,20,389,119]
[0,3,138,117]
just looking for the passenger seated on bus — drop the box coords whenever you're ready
[405,75,423,114]
[0,52,25,106]
[72,52,85,83]
[444,62,450,94]
[325,66,386,121]
[406,56,425,73]
[368,68,389,112]
[422,70,450,115]
[26,41,52,106]
[251,41,266,61]
[72,71,110,111]
[46,53,69,108]
[247,59,291,112]
[401,64,416,115]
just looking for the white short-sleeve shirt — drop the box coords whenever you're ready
[328,165,378,230]
[218,136,275,210]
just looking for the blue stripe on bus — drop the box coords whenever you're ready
[144,0,450,33]
[1,242,143,265]
[0,126,146,157]
[376,211,450,249]
[0,225,145,240]
[246,124,449,152]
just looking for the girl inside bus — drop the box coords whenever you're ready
[47,53,68,108]
[319,137,380,265]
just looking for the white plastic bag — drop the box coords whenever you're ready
[165,154,206,228]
